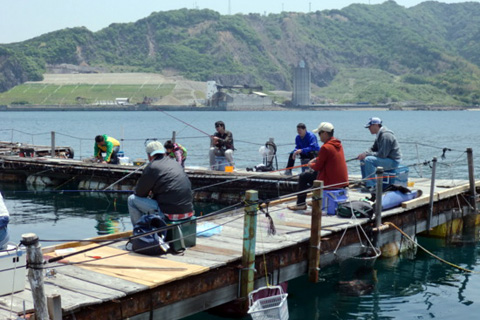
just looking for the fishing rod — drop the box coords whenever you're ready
[4,189,133,194]
[346,157,359,162]
[158,110,212,138]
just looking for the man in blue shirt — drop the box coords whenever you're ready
[283,123,320,175]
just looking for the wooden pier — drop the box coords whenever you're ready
[1,175,479,319]
[0,141,74,158]
[0,155,297,204]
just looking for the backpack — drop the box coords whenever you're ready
[128,214,169,256]
[337,201,374,219]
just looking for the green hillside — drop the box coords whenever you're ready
[2,1,480,106]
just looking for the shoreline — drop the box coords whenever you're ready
[0,104,474,112]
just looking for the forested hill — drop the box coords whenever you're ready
[2,1,480,105]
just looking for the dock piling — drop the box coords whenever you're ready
[427,157,438,232]
[309,180,323,283]
[22,233,49,320]
[50,131,55,158]
[240,190,258,305]
[374,167,384,247]
[172,131,176,143]
[467,148,477,214]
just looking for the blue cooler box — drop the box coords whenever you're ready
[214,156,229,171]
[323,189,348,215]
[383,165,409,189]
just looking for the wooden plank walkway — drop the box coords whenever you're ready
[0,176,478,319]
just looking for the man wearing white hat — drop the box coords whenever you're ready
[357,117,402,192]
[127,141,193,225]
[288,122,349,211]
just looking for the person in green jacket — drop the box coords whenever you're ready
[94,134,121,164]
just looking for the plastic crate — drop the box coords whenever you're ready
[248,286,289,320]
[323,189,348,215]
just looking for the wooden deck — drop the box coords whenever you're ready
[0,176,479,320]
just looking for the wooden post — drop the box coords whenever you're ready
[240,190,258,302]
[50,131,55,158]
[22,233,49,320]
[467,148,477,214]
[47,294,62,320]
[427,157,437,232]
[309,180,323,283]
[172,131,176,144]
[373,167,384,247]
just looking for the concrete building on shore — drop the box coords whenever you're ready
[292,60,311,107]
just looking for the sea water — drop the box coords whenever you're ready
[1,110,480,319]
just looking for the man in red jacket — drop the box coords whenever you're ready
[287,122,349,210]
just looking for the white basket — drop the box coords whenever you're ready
[248,285,289,320]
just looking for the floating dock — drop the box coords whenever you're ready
[1,175,479,319]
[0,155,297,204]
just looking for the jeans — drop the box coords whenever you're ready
[0,226,9,250]
[361,156,400,188]
[209,147,234,168]
[127,194,165,226]
[109,146,120,164]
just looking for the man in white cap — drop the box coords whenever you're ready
[357,117,402,192]
[127,141,193,226]
[288,122,349,211]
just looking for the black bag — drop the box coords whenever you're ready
[337,201,374,219]
[129,214,169,256]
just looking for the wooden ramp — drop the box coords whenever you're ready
[0,177,478,320]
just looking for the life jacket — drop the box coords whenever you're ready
[168,143,187,161]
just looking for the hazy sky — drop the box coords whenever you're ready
[0,0,474,44]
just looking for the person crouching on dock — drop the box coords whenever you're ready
[94,134,121,164]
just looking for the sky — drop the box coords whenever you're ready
[0,0,475,44]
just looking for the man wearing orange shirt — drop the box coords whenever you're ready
[287,122,349,210]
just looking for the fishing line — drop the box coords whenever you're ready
[192,163,308,191]
[103,163,147,190]
[385,222,479,274]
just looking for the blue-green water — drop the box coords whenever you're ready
[1,110,480,319]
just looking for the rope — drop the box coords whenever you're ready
[384,222,479,274]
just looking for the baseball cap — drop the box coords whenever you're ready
[312,122,334,133]
[364,117,382,128]
[145,141,165,156]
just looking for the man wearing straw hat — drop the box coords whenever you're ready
[287,122,348,211]
[127,141,193,226]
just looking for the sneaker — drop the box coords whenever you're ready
[281,170,292,176]
[287,204,307,211]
